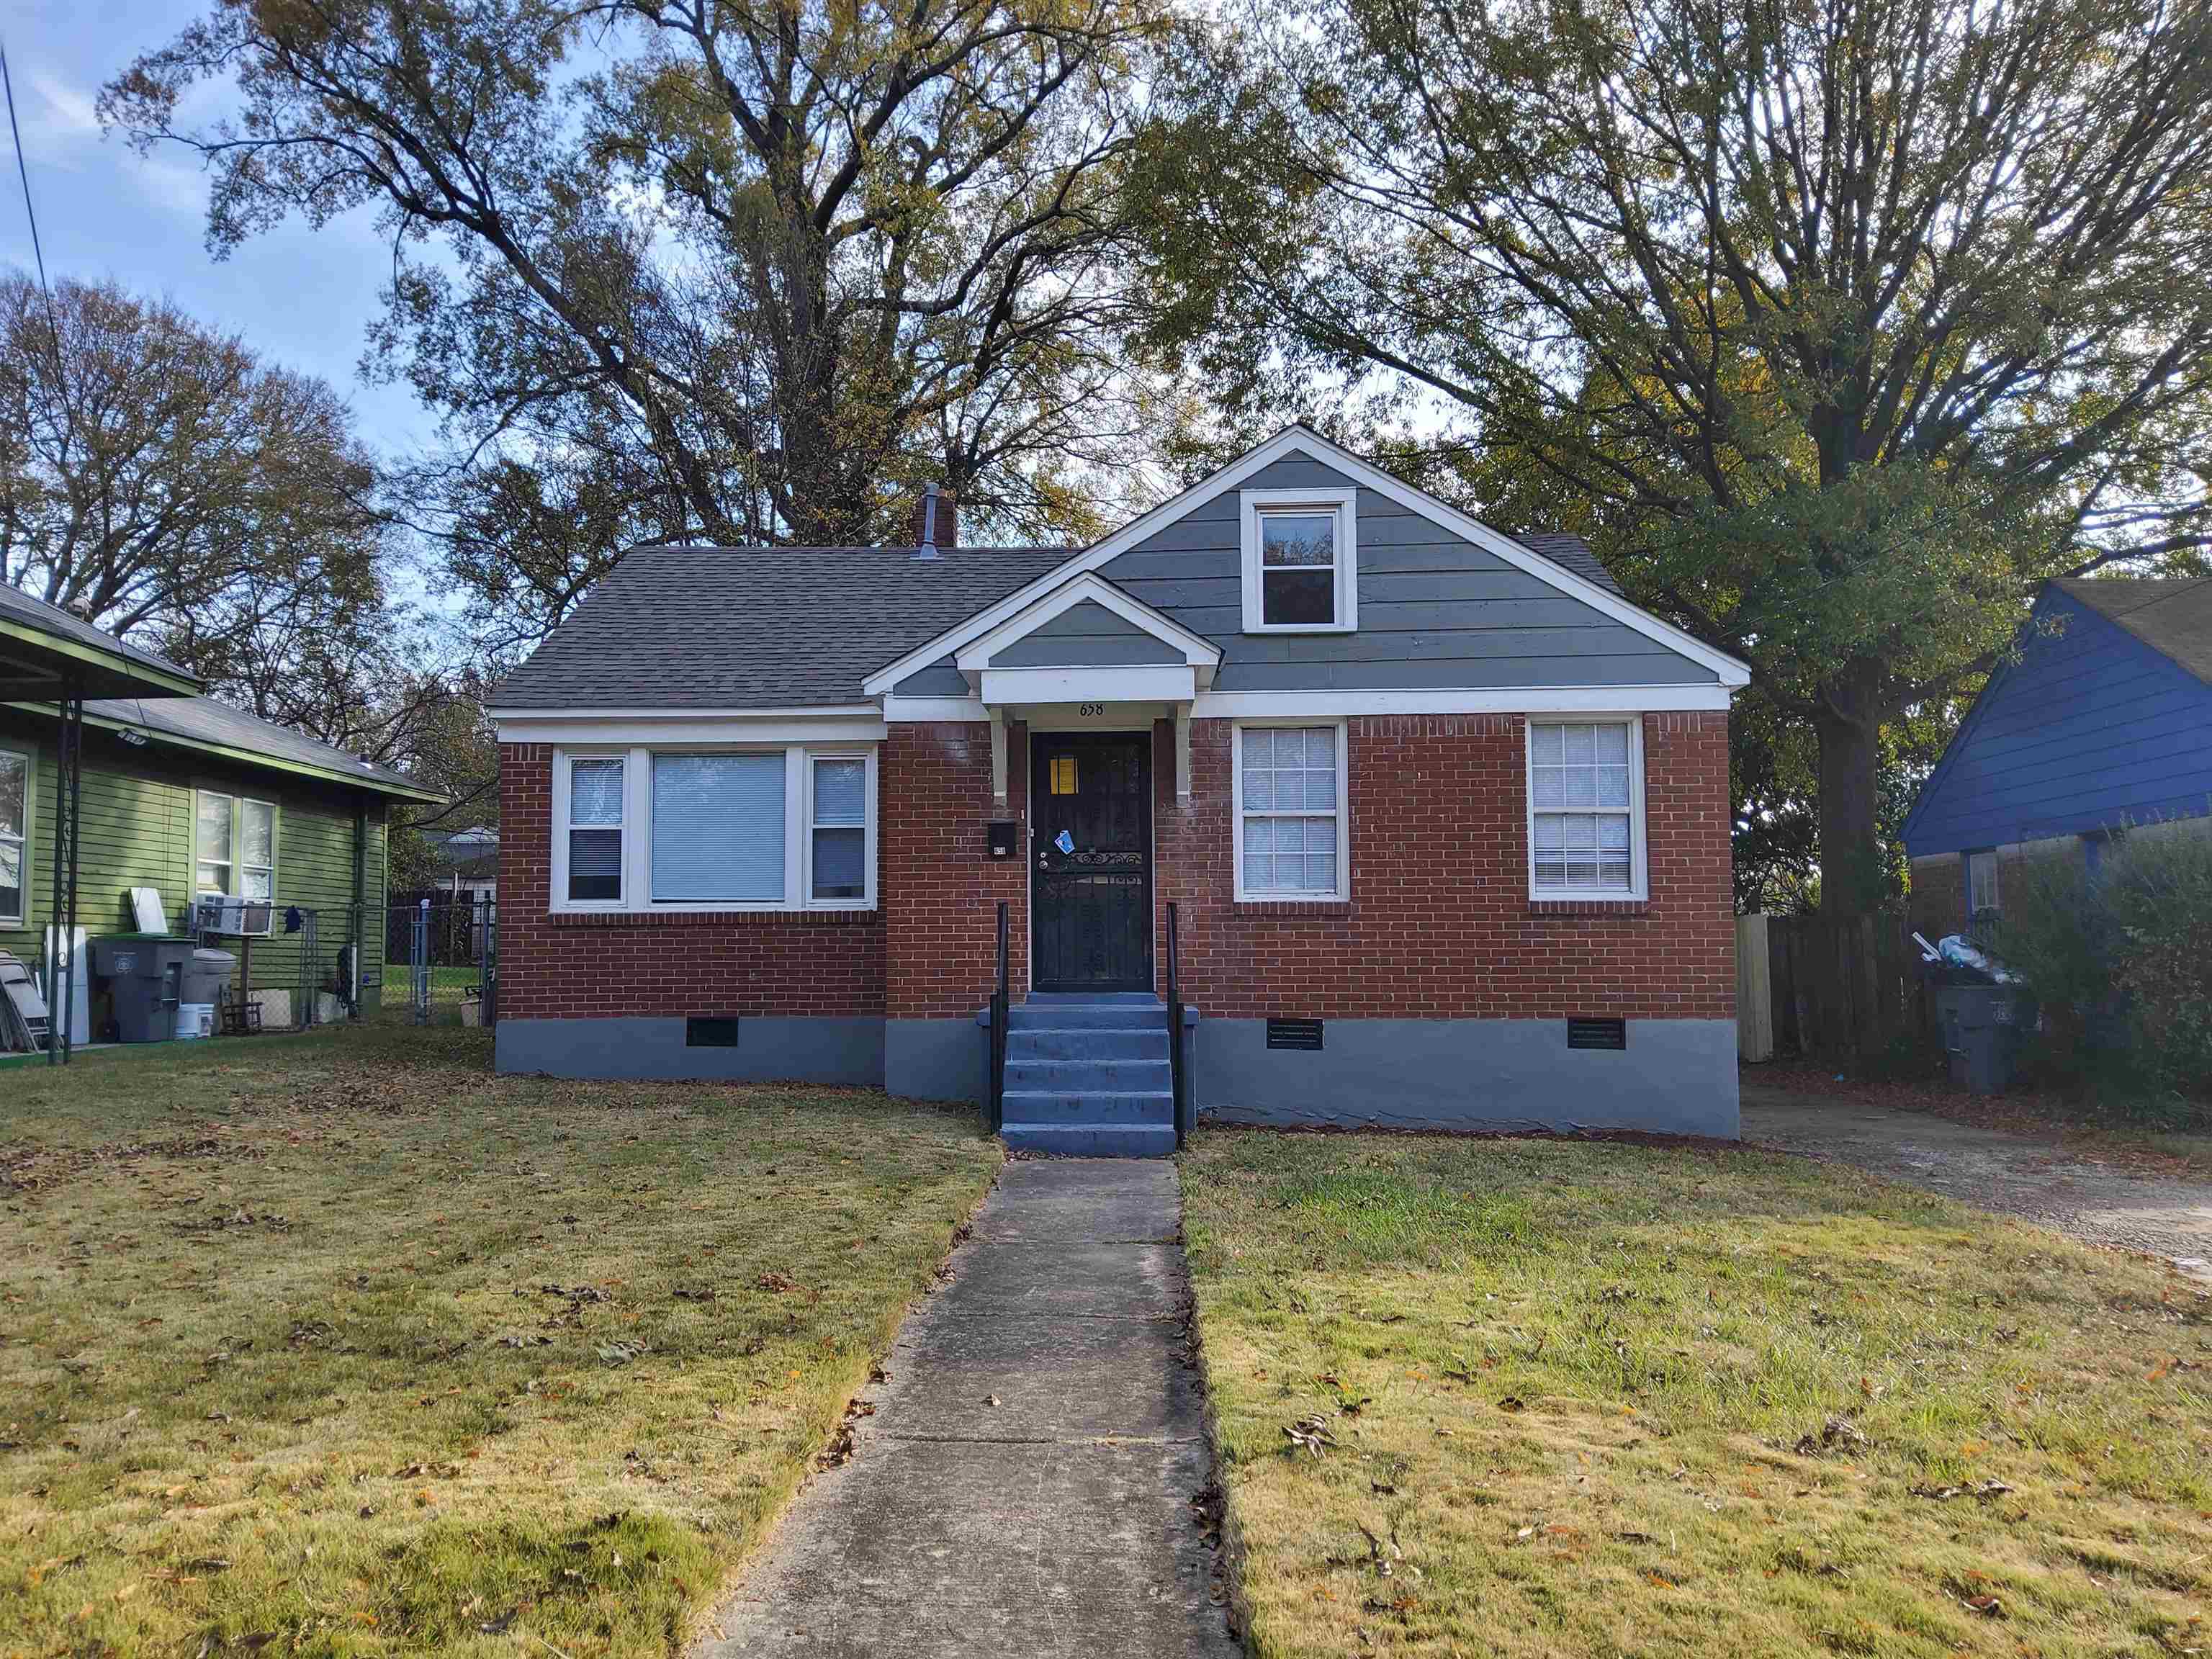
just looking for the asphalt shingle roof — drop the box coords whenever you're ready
[0,580,202,699]
[1509,531,1620,594]
[79,694,430,796]
[491,543,1077,709]
[493,528,1622,711]
[2053,577,2212,687]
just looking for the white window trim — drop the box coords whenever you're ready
[1231,719,1351,903]
[1967,848,2000,917]
[1524,716,1648,902]
[803,747,879,909]
[1240,486,1358,634]
[192,787,279,902]
[552,749,630,912]
[549,744,878,916]
[0,743,29,927]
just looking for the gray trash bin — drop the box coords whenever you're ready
[91,935,197,1043]
[181,948,235,1009]
[1934,982,2020,1094]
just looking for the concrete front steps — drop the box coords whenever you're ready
[1001,992,1175,1158]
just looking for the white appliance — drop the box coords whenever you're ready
[41,925,91,1048]
[193,894,274,938]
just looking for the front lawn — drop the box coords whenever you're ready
[2,1025,1000,1655]
[1183,1129,2211,1658]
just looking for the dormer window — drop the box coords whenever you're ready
[1241,487,1357,632]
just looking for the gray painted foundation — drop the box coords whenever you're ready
[494,1011,1736,1136]
[1195,1018,1739,1138]
[885,1017,986,1105]
[496,1016,884,1085]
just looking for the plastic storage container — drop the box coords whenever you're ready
[1935,982,2020,1094]
[181,948,235,1010]
[90,936,197,1043]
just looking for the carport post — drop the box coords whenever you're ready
[43,681,83,1064]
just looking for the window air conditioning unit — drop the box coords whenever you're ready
[194,894,275,938]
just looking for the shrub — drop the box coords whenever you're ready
[1991,827,2212,1120]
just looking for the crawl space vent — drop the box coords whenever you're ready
[1265,1017,1324,1051]
[685,1017,742,1048]
[1567,1017,1627,1051]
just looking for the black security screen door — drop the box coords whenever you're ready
[1031,732,1153,992]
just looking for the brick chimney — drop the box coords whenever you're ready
[909,485,958,557]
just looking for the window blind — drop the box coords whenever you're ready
[652,753,786,902]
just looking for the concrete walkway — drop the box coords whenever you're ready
[696,1160,1240,1658]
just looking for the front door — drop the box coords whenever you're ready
[1030,732,1153,992]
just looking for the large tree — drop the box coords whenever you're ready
[104,0,1169,644]
[1137,0,2212,906]
[0,270,466,776]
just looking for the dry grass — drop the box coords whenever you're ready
[1,1025,1000,1656]
[1181,1128,2212,1658]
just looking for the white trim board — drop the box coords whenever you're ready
[876,683,1736,723]
[978,664,1197,707]
[498,715,888,746]
[487,703,880,724]
[863,423,1752,695]
[1192,685,1735,716]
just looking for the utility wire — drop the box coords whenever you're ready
[0,36,59,335]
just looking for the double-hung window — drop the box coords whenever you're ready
[1966,849,2000,920]
[1234,724,1347,901]
[0,746,27,926]
[563,756,627,904]
[1241,487,1357,631]
[195,791,276,900]
[552,745,876,912]
[807,755,868,901]
[1527,720,1644,899]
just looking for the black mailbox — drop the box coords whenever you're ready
[986,819,1018,858]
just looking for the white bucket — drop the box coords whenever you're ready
[175,1003,215,1040]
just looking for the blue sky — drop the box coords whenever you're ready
[0,0,438,459]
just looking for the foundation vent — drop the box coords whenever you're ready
[1265,1017,1324,1051]
[686,1017,742,1048]
[1567,1017,1627,1051]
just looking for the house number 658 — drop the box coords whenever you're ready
[1078,702,1105,716]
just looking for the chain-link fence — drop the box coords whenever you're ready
[378,894,498,1027]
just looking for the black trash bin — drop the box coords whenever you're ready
[90,936,197,1043]
[1934,981,2021,1094]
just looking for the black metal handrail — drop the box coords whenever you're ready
[988,899,1010,1133]
[1166,901,1191,1148]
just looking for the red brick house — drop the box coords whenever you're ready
[489,428,1748,1151]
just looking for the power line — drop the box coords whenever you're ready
[0,36,58,332]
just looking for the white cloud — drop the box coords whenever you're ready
[31,73,98,135]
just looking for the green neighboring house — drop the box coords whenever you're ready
[1,583,440,1027]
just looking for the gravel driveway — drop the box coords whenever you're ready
[1741,1084,2212,1286]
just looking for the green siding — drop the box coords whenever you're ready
[0,707,391,1017]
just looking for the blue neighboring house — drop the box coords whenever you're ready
[1904,577,2212,931]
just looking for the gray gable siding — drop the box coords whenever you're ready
[988,599,1183,667]
[892,657,970,697]
[1097,451,1715,691]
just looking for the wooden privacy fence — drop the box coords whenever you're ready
[1736,911,1938,1061]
